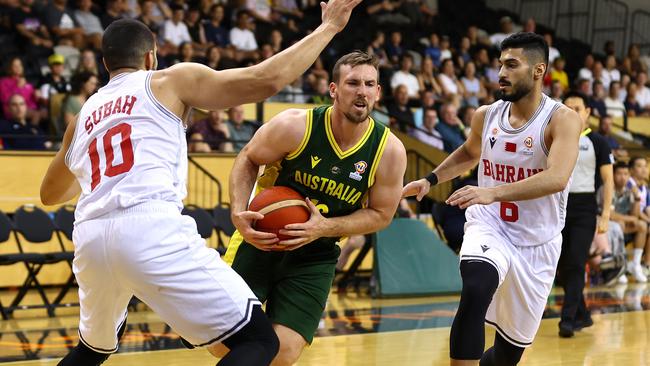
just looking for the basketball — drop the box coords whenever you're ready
[249,186,311,240]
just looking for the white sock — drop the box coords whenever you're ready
[633,248,643,266]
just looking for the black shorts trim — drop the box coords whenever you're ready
[192,297,260,347]
[460,255,500,273]
[485,319,532,347]
[78,314,127,354]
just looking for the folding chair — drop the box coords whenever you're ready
[213,204,236,254]
[11,205,73,317]
[52,205,77,310]
[182,205,216,239]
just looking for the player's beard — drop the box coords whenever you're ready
[497,79,533,102]
[344,100,373,124]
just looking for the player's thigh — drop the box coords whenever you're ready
[266,258,337,345]
[112,214,260,348]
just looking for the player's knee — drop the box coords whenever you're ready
[460,261,499,302]
[272,340,303,366]
[57,342,111,366]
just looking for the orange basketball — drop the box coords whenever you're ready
[249,186,310,240]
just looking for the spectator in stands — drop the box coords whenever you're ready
[229,10,259,59]
[185,7,207,51]
[308,77,332,105]
[390,54,420,99]
[367,31,390,70]
[272,0,304,23]
[163,5,191,52]
[549,80,564,102]
[387,84,414,131]
[435,102,466,153]
[603,55,621,88]
[628,43,648,78]
[268,29,284,54]
[226,105,257,152]
[273,77,307,103]
[483,54,500,94]
[100,0,127,29]
[75,48,107,83]
[605,81,626,118]
[619,73,630,102]
[147,0,171,25]
[576,78,591,97]
[38,54,70,106]
[12,0,54,57]
[370,88,390,126]
[578,53,595,83]
[439,35,452,62]
[44,0,85,48]
[385,30,404,65]
[0,57,41,125]
[305,57,329,90]
[188,109,232,152]
[74,0,103,50]
[461,61,485,107]
[411,107,443,150]
[590,80,607,117]
[604,40,616,57]
[413,89,436,128]
[543,33,560,63]
[457,36,472,64]
[60,71,97,131]
[604,161,648,282]
[437,58,464,104]
[459,104,476,133]
[625,81,646,117]
[365,0,411,27]
[627,157,650,238]
[243,0,273,24]
[523,17,536,33]
[204,45,222,69]
[466,25,490,48]
[203,4,229,48]
[598,115,628,160]
[489,16,514,47]
[550,57,569,92]
[0,94,47,150]
[172,41,203,64]
[423,33,441,67]
[137,0,162,36]
[417,56,442,97]
[636,71,650,112]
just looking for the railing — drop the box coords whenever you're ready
[185,155,224,208]
[631,10,650,55]
[518,0,554,29]
[554,0,592,41]
[591,0,628,57]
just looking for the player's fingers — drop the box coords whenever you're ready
[251,237,280,246]
[278,228,305,237]
[416,186,428,201]
[246,229,278,240]
[239,211,264,221]
[448,192,472,207]
[304,197,319,214]
[278,237,307,246]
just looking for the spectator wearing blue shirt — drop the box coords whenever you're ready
[203,4,229,47]
[435,102,467,153]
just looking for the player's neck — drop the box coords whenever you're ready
[509,91,543,127]
[330,107,370,150]
[109,67,141,80]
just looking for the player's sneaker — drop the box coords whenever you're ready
[629,263,648,283]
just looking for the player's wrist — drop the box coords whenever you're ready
[424,172,438,186]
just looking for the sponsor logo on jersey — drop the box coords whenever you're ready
[489,137,497,149]
[481,245,490,253]
[311,155,322,169]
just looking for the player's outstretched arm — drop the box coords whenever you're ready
[447,105,582,208]
[279,134,407,247]
[40,118,81,205]
[229,109,307,249]
[402,105,487,201]
[164,0,361,111]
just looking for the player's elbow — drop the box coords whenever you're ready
[251,65,283,97]
[40,186,56,206]
[549,175,570,193]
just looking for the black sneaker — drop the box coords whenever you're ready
[558,321,574,338]
[573,316,594,331]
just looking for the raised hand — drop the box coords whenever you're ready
[320,0,363,33]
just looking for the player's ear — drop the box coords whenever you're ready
[329,81,336,99]
[533,62,546,80]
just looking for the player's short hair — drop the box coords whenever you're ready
[332,51,379,83]
[102,19,155,72]
[562,91,589,108]
[613,161,628,172]
[501,32,549,66]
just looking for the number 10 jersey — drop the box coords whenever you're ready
[466,94,570,247]
[66,71,188,223]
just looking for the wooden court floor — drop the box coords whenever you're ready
[0,285,649,365]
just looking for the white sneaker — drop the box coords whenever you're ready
[618,274,629,284]
[630,264,648,283]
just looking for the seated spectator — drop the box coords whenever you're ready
[244,0,273,24]
[549,80,564,102]
[598,115,628,161]
[628,43,648,78]
[461,61,485,107]
[600,162,648,282]
[578,53,595,83]
[550,57,569,92]
[413,89,436,128]
[137,0,163,36]
[366,31,390,70]
[489,16,514,47]
[387,84,414,131]
[100,0,127,29]
[439,35,452,62]
[370,89,390,126]
[268,29,284,54]
[204,45,222,70]
[12,0,54,58]
[417,56,442,97]
[589,80,607,117]
[76,48,107,84]
[576,78,592,97]
[38,54,70,106]
[435,102,466,152]
[605,81,626,118]
[483,54,500,93]
[229,10,259,60]
[0,57,42,125]
[188,109,232,152]
[385,30,404,65]
[459,105,476,134]
[171,41,203,64]
[0,94,47,150]
[185,7,207,51]
[272,0,304,22]
[603,55,621,87]
[305,57,329,90]
[74,0,103,50]
[59,71,97,133]
[390,54,420,99]
[457,36,472,64]
[635,71,650,112]
[272,77,307,103]
[544,33,560,63]
[308,77,332,105]
[423,33,441,67]
[365,0,411,28]
[437,58,464,104]
[203,4,229,48]
[625,81,646,117]
[410,107,443,150]
[44,0,84,48]
[162,5,191,54]
[226,105,258,151]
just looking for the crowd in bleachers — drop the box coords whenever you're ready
[1,0,650,154]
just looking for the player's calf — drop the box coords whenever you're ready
[479,333,524,366]
[270,324,308,366]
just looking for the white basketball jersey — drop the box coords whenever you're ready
[465,94,569,247]
[65,71,187,223]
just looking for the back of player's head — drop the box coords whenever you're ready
[562,90,589,108]
[501,32,549,67]
[102,19,155,72]
[332,51,379,83]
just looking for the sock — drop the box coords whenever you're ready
[633,248,643,266]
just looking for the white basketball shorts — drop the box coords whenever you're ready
[72,201,260,353]
[459,221,561,348]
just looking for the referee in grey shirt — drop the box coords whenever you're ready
[558,91,614,338]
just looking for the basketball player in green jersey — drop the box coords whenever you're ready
[223,51,407,365]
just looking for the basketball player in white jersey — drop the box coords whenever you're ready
[38,1,361,363]
[403,32,582,366]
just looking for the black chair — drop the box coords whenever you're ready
[12,205,74,317]
[213,204,235,253]
[52,205,77,309]
[182,205,215,239]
